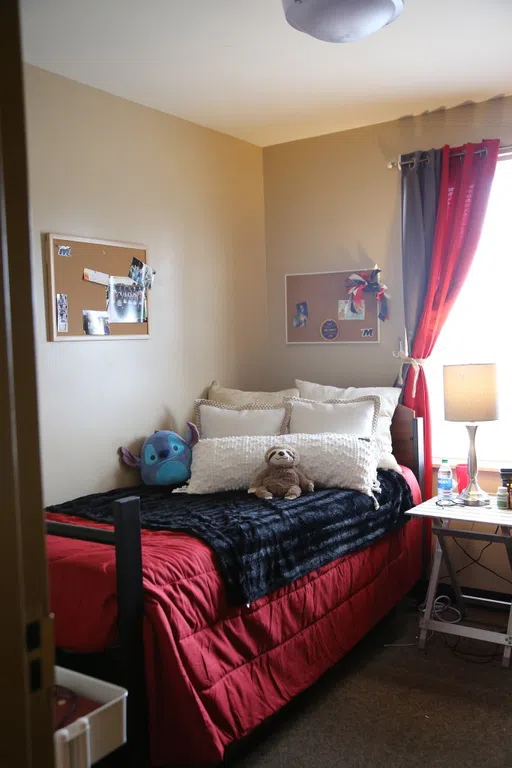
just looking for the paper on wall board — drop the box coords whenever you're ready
[107,277,144,323]
[339,299,365,320]
[56,293,68,332]
[320,319,339,341]
[82,310,111,336]
[128,257,155,290]
[83,267,110,286]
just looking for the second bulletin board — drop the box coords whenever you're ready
[285,270,380,344]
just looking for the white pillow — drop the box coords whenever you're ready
[295,380,401,472]
[180,433,382,504]
[208,381,299,406]
[283,396,380,438]
[195,399,286,439]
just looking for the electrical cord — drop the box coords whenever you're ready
[439,538,495,582]
[384,595,460,647]
[386,597,503,663]
[435,529,508,662]
[438,525,512,587]
[435,499,491,509]
[451,535,512,587]
[385,525,510,661]
[442,635,501,664]
[385,600,500,663]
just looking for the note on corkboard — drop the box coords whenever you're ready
[46,234,151,341]
[285,270,380,344]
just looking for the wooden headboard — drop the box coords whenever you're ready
[390,404,424,495]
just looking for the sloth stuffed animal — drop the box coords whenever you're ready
[248,445,315,500]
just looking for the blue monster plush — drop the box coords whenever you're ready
[120,422,199,485]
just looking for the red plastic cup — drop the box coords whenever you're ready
[456,464,469,494]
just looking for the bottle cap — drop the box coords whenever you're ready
[441,458,449,464]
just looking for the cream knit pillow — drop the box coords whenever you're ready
[180,433,382,505]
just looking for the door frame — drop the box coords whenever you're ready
[0,1,54,765]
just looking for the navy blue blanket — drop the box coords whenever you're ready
[47,469,413,605]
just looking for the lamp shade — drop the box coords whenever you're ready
[443,364,498,422]
[282,0,404,43]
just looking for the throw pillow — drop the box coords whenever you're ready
[181,433,382,504]
[208,380,299,406]
[283,396,380,437]
[295,380,401,471]
[195,399,287,439]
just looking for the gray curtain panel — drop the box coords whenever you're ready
[401,149,442,350]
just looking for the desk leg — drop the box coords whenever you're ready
[437,533,466,618]
[500,526,512,668]
[419,519,447,649]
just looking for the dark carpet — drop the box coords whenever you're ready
[228,600,512,768]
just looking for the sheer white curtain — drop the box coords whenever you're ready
[426,158,512,465]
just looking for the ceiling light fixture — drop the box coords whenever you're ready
[282,0,404,43]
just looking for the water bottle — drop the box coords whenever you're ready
[437,459,453,502]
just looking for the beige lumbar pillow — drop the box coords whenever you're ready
[208,380,299,407]
[195,399,287,439]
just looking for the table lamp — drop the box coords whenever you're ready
[443,363,498,506]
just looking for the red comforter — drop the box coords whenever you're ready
[46,468,422,766]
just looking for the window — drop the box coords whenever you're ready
[426,157,512,466]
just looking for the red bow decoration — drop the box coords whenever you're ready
[345,267,389,321]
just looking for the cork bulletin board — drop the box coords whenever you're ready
[285,270,380,344]
[46,234,151,341]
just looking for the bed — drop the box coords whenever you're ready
[46,404,425,766]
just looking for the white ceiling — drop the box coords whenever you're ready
[21,0,512,147]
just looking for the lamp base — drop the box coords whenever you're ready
[458,479,490,507]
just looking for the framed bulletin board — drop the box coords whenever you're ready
[285,270,380,344]
[46,234,151,341]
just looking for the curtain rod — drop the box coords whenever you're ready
[387,144,512,170]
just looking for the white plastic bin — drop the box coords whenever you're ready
[54,666,127,768]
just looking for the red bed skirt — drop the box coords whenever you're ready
[46,468,423,765]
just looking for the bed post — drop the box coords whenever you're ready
[112,496,149,762]
[390,406,428,581]
[412,417,425,501]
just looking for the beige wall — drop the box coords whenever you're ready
[263,96,512,391]
[25,65,512,592]
[264,97,512,592]
[24,66,267,505]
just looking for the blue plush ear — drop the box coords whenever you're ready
[185,421,199,447]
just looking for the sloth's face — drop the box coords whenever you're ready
[267,447,297,467]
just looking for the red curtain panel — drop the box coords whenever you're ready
[403,139,500,498]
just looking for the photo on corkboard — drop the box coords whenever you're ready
[82,310,111,336]
[56,293,68,333]
[338,299,365,321]
[107,277,145,324]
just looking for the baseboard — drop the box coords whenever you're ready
[409,579,511,609]
[421,582,511,609]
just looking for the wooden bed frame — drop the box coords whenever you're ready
[390,403,424,495]
[45,404,424,764]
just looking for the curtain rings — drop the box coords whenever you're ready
[398,153,431,172]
